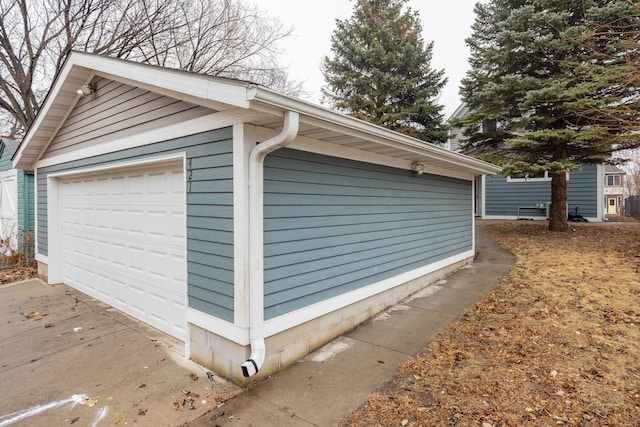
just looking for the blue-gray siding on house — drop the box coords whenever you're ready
[42,78,212,160]
[0,142,34,236]
[485,164,598,218]
[263,149,473,319]
[0,149,12,171]
[18,172,35,232]
[36,128,235,321]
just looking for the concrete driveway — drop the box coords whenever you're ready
[0,279,242,427]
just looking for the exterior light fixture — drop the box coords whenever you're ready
[76,82,97,97]
[412,162,425,175]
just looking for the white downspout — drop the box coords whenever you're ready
[241,111,299,378]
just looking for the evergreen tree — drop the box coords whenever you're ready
[460,0,640,231]
[322,0,448,144]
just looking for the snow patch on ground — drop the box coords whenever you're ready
[374,303,413,322]
[408,284,444,301]
[303,337,353,363]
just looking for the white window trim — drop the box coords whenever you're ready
[507,172,569,183]
[605,174,622,186]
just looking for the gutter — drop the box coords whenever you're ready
[241,110,300,378]
[248,87,501,176]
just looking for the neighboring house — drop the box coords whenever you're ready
[448,104,604,222]
[604,165,625,215]
[446,103,470,152]
[14,53,500,384]
[478,167,603,221]
[0,138,34,256]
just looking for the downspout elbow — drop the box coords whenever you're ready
[241,338,265,378]
[248,110,300,165]
[243,111,299,378]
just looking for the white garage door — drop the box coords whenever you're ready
[59,161,186,340]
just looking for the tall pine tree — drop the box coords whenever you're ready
[460,0,640,231]
[322,0,448,144]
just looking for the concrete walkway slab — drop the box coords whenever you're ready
[191,223,515,426]
[0,279,243,427]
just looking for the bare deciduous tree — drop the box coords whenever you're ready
[0,0,299,138]
[621,150,640,197]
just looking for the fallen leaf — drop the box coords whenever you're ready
[115,416,126,424]
[82,399,97,407]
[401,419,408,426]
[190,373,198,381]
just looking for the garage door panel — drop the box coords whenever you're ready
[59,161,186,340]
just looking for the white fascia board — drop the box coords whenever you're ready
[255,126,475,181]
[72,53,251,109]
[13,62,91,169]
[248,87,501,176]
[447,102,469,121]
[14,52,254,170]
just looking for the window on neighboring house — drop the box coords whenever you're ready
[507,170,557,182]
[481,119,497,133]
[606,174,621,186]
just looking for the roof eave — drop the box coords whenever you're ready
[248,87,501,176]
[13,52,253,170]
[15,52,501,177]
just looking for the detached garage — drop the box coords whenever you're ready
[14,53,500,384]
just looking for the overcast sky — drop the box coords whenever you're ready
[254,0,482,118]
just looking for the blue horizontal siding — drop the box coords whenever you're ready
[485,164,598,218]
[567,165,598,217]
[0,144,34,252]
[36,127,234,322]
[263,149,473,319]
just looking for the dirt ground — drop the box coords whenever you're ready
[0,263,37,285]
[340,220,640,427]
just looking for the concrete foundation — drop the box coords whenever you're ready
[189,255,473,385]
[37,260,48,282]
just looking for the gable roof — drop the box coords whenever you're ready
[14,52,501,177]
[605,165,625,174]
[1,138,19,159]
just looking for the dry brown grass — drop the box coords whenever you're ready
[340,221,640,427]
[0,264,37,285]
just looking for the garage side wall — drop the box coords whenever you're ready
[36,128,236,321]
[263,149,473,319]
